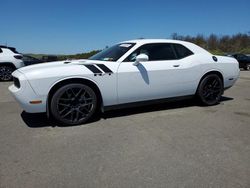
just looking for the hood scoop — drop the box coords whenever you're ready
[64,59,87,64]
[78,60,87,63]
[64,60,87,64]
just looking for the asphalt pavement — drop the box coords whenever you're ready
[0,72,249,188]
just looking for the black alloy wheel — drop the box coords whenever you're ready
[197,74,223,106]
[0,65,14,81]
[245,63,250,71]
[51,83,97,125]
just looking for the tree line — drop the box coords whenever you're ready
[31,32,250,60]
[58,50,100,60]
[63,32,250,59]
[171,32,250,55]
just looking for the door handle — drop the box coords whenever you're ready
[173,64,180,67]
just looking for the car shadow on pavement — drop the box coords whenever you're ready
[102,96,233,119]
[21,112,56,128]
[220,96,234,102]
[21,111,102,128]
[21,96,233,128]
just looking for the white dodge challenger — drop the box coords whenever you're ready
[9,39,239,125]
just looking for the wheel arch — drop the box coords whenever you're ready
[0,62,17,69]
[196,70,224,93]
[46,77,103,117]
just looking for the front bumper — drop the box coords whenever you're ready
[8,70,46,113]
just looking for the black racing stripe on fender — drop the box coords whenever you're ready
[84,64,103,74]
[95,64,113,73]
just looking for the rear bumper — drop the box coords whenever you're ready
[224,77,238,89]
[8,70,46,113]
[224,67,240,89]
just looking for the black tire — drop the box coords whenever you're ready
[197,74,223,106]
[0,65,14,81]
[244,63,250,71]
[50,83,97,125]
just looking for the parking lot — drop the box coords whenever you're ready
[0,72,249,188]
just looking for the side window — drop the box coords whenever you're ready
[0,48,2,53]
[124,43,177,62]
[173,44,193,59]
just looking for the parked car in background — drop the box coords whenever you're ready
[231,53,250,70]
[42,55,58,62]
[9,39,240,126]
[22,55,43,66]
[0,45,24,81]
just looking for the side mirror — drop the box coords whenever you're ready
[133,54,149,66]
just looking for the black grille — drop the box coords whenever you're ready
[13,77,20,88]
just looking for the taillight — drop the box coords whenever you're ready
[13,77,20,88]
[14,55,23,59]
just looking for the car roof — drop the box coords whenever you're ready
[0,45,19,53]
[120,39,211,55]
[0,45,15,49]
[232,53,246,55]
[121,39,190,45]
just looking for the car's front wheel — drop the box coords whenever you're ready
[50,83,97,125]
[197,74,223,106]
[244,63,250,71]
[0,65,14,81]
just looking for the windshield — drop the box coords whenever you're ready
[89,43,135,61]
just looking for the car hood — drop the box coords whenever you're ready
[17,59,112,80]
[19,59,92,73]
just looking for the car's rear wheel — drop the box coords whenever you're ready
[197,74,223,106]
[50,83,97,125]
[0,65,14,81]
[244,63,250,71]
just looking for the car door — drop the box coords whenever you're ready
[117,43,199,104]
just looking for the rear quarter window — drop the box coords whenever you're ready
[173,44,193,59]
[0,48,2,53]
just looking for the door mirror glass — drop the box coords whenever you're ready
[133,54,149,66]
